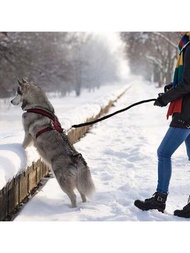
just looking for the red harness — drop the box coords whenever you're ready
[26,108,64,138]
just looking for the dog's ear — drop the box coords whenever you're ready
[17,78,28,87]
[17,79,23,86]
[17,79,25,89]
[22,78,28,83]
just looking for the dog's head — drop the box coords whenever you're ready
[11,78,27,106]
[11,78,54,112]
[11,78,30,109]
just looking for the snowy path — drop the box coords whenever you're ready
[14,80,190,221]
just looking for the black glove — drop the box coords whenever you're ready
[164,83,173,93]
[154,94,168,107]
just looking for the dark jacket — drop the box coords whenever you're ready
[161,43,190,128]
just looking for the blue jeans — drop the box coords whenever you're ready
[156,127,190,194]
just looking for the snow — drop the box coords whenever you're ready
[1,76,190,250]
[9,77,190,222]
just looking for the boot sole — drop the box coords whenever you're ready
[174,212,190,218]
[134,200,165,213]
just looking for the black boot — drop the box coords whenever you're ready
[174,198,190,218]
[134,192,167,213]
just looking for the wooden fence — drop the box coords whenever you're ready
[0,87,128,221]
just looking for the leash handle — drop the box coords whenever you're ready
[72,98,156,128]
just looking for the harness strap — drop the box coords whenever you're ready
[26,108,63,138]
[36,126,54,138]
[27,108,55,121]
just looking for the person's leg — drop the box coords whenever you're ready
[157,127,190,194]
[185,134,190,160]
[174,132,190,218]
[134,127,190,212]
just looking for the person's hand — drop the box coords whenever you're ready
[164,83,173,93]
[154,94,168,107]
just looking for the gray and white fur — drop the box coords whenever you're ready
[11,78,95,207]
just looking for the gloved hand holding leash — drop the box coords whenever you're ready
[154,83,173,107]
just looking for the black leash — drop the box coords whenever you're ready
[71,98,156,128]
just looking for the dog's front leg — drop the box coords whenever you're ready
[22,132,33,149]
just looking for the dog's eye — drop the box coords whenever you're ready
[17,87,22,95]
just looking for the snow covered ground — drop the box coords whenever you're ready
[1,77,190,251]
[11,78,190,222]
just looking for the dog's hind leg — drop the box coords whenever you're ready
[63,189,77,208]
[76,187,87,203]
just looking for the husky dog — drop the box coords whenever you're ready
[11,78,95,207]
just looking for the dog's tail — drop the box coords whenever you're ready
[77,165,95,198]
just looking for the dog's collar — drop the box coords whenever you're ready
[26,108,64,138]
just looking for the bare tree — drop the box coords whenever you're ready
[0,32,127,98]
[0,32,73,94]
[120,32,179,84]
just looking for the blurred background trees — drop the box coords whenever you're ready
[0,32,125,98]
[0,32,179,98]
[120,32,179,85]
